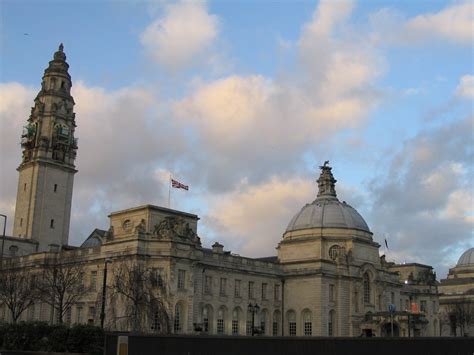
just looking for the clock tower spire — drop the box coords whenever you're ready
[12,44,78,251]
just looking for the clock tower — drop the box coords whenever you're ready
[12,44,78,251]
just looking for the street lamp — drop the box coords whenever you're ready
[0,214,6,270]
[100,258,112,329]
[248,303,260,336]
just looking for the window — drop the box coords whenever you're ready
[273,311,280,336]
[88,306,96,322]
[220,278,227,296]
[76,306,83,323]
[289,322,296,336]
[54,184,58,192]
[288,311,296,336]
[363,273,370,304]
[405,299,409,311]
[50,219,55,229]
[261,283,267,300]
[329,245,345,260]
[354,291,359,312]
[274,284,280,301]
[303,311,312,336]
[328,310,335,336]
[27,303,35,321]
[204,276,212,294]
[248,281,254,299]
[246,319,252,335]
[202,307,210,332]
[260,311,267,335]
[20,218,23,227]
[432,300,437,313]
[90,271,97,291]
[378,294,382,310]
[329,284,335,301]
[234,279,241,297]
[66,307,72,325]
[174,304,182,333]
[217,308,224,334]
[152,268,164,287]
[152,311,162,332]
[232,309,240,335]
[23,183,26,191]
[420,300,427,313]
[178,269,185,289]
[391,292,395,305]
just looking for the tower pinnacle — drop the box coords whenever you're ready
[316,161,337,199]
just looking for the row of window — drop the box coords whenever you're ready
[202,275,281,301]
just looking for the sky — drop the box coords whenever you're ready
[0,0,472,279]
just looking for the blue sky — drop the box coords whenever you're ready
[1,0,472,278]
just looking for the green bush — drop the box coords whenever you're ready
[0,321,104,354]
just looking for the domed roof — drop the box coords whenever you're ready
[457,248,474,266]
[286,163,370,233]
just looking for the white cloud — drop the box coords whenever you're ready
[403,1,473,44]
[456,75,474,99]
[140,1,219,71]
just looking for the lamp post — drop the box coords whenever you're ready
[248,303,260,336]
[100,258,112,329]
[0,214,6,270]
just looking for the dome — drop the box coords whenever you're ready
[457,248,474,267]
[285,163,371,234]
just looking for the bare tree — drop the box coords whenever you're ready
[36,261,87,324]
[0,265,40,323]
[110,262,170,332]
[445,298,474,336]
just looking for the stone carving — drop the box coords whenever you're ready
[152,216,201,245]
[135,219,146,234]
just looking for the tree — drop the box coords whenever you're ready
[0,265,40,323]
[36,260,87,324]
[445,298,474,336]
[110,262,170,332]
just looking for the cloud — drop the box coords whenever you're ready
[456,75,474,99]
[369,116,474,276]
[140,1,219,71]
[369,1,473,46]
[403,1,473,44]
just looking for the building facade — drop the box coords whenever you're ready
[0,46,441,337]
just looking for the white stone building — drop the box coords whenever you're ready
[0,46,440,337]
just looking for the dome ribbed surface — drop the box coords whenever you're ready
[286,198,370,233]
[457,248,474,266]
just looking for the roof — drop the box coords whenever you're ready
[457,248,474,267]
[108,204,199,220]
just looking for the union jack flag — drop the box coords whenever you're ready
[171,178,188,191]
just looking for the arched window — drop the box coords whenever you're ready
[287,310,296,336]
[202,305,213,333]
[217,307,225,334]
[272,310,281,336]
[363,273,371,304]
[328,310,336,336]
[302,310,312,336]
[232,308,240,335]
[260,309,268,335]
[174,303,182,333]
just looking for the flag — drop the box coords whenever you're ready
[171,178,188,191]
[385,239,388,249]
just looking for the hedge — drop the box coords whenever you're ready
[0,321,104,354]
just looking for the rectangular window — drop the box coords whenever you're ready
[217,319,224,334]
[66,307,72,325]
[328,321,333,336]
[204,275,212,294]
[77,306,83,323]
[27,304,35,321]
[260,321,266,334]
[304,322,312,336]
[23,183,26,191]
[405,299,409,311]
[391,292,395,305]
[20,218,23,227]
[178,269,185,289]
[420,300,427,313]
[248,281,254,299]
[152,268,164,287]
[289,322,296,336]
[355,291,359,312]
[272,321,278,336]
[329,284,335,301]
[90,271,97,291]
[246,320,252,335]
[432,300,437,313]
[234,279,241,297]
[274,284,280,301]
[220,278,227,296]
[89,306,96,319]
[232,320,239,335]
[54,184,58,192]
[261,283,267,300]
[50,219,55,229]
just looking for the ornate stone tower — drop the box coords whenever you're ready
[12,44,78,251]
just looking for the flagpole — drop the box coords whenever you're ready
[168,174,171,208]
